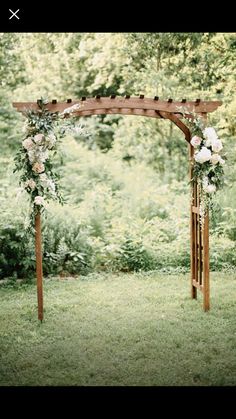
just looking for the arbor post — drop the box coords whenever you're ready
[203,212,210,311]
[35,212,43,321]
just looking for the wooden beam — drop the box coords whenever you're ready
[35,213,43,321]
[158,111,191,142]
[74,108,162,119]
[192,279,203,291]
[203,213,210,311]
[12,97,222,115]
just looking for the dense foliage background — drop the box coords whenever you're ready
[0,32,235,279]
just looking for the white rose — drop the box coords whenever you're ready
[211,139,223,153]
[32,162,45,173]
[22,137,34,150]
[190,136,202,148]
[203,127,218,142]
[194,147,211,164]
[210,154,220,165]
[34,134,45,144]
[34,196,45,206]
[204,184,216,194]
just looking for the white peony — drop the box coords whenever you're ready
[204,184,216,194]
[34,134,45,145]
[203,127,218,142]
[204,138,212,148]
[219,157,225,165]
[211,139,223,153]
[34,196,45,206]
[194,147,211,164]
[210,154,221,165]
[22,137,34,150]
[32,162,45,173]
[190,136,202,148]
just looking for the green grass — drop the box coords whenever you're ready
[0,272,236,386]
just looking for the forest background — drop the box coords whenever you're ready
[0,32,235,279]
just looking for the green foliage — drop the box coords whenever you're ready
[1,33,236,279]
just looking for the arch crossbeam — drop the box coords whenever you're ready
[13,96,222,115]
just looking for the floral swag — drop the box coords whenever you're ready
[14,99,82,230]
[183,111,225,221]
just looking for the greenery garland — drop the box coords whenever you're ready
[182,110,226,221]
[14,98,82,231]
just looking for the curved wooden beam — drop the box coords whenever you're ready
[12,97,222,115]
[158,110,191,142]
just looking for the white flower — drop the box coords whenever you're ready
[28,150,36,163]
[194,147,211,164]
[210,154,221,165]
[203,184,216,194]
[34,196,45,206]
[22,137,34,150]
[32,162,45,173]
[39,173,48,182]
[211,139,223,153]
[190,136,202,148]
[39,174,56,194]
[204,138,212,148]
[46,134,56,149]
[203,127,218,142]
[34,134,45,145]
[219,157,225,165]
[202,176,209,187]
[24,178,36,190]
[37,149,49,163]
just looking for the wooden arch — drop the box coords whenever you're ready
[13,96,222,320]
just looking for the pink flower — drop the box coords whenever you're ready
[34,134,45,144]
[22,137,34,150]
[24,179,36,190]
[190,136,202,148]
[32,162,45,174]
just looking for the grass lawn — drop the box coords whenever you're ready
[0,272,235,386]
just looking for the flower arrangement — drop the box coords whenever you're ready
[183,110,225,220]
[14,98,83,231]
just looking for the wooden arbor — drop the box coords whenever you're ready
[13,96,222,320]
